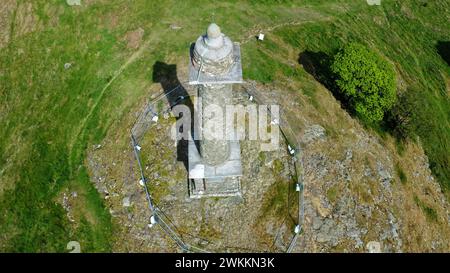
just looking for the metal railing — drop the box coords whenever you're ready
[243,83,305,253]
[130,82,305,253]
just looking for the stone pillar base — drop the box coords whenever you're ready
[189,177,241,199]
[188,141,242,198]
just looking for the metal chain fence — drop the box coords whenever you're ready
[130,82,305,253]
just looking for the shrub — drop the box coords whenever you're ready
[386,89,418,140]
[331,43,397,123]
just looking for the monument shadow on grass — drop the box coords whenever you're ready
[152,61,199,172]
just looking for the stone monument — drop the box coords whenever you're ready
[188,23,243,198]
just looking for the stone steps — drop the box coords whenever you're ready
[190,177,241,198]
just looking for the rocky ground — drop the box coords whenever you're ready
[85,81,300,252]
[82,72,450,252]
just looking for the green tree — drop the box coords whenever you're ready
[331,42,397,123]
[386,89,418,140]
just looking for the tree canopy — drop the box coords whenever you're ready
[331,42,397,123]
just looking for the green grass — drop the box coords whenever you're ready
[260,178,290,218]
[245,0,450,195]
[259,156,297,222]
[0,0,126,252]
[1,0,449,252]
[326,185,339,203]
[414,195,438,222]
[0,0,341,252]
[200,0,449,250]
[396,163,408,185]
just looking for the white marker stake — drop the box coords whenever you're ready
[258,33,265,41]
[288,145,295,155]
[139,179,145,186]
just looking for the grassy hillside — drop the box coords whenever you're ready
[0,0,449,252]
[243,1,450,192]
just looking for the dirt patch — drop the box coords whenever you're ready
[16,3,39,37]
[0,0,17,48]
[123,28,144,49]
[104,12,119,30]
[1,1,41,46]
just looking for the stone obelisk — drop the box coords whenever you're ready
[188,23,243,198]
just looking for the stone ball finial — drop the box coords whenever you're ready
[204,23,224,49]
[207,23,221,39]
[193,23,233,71]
